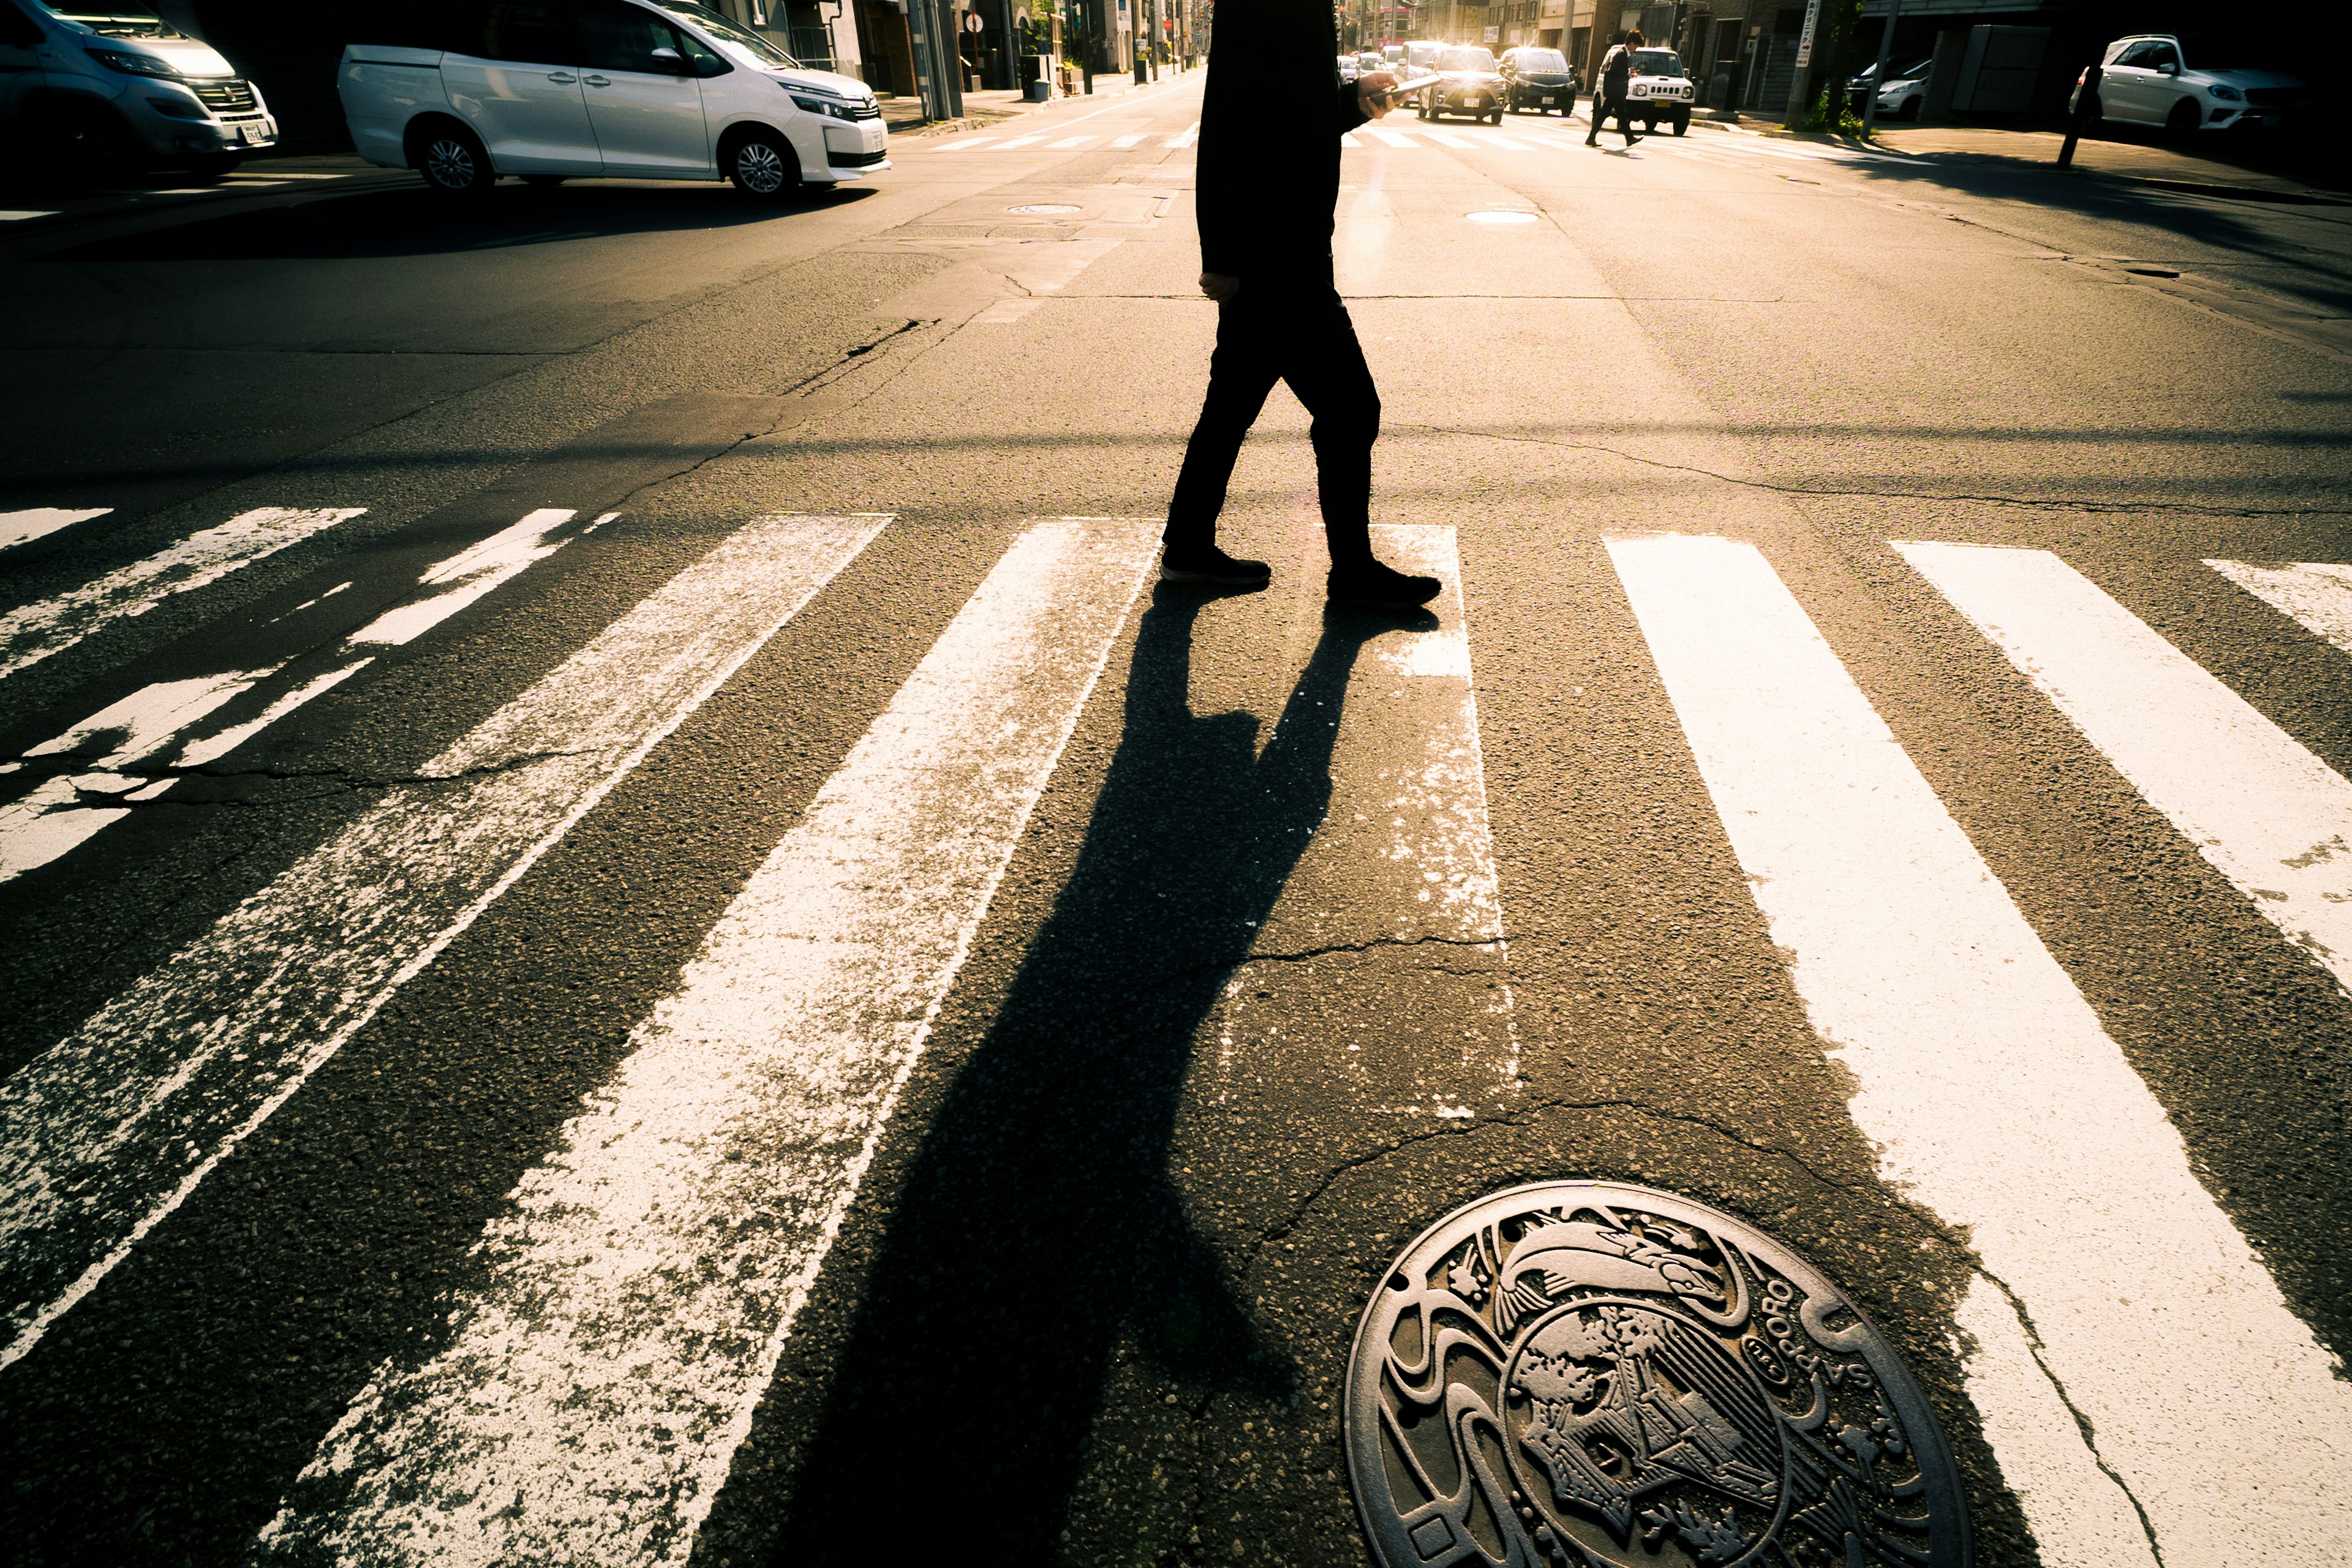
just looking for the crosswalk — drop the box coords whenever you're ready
[2,493,2350,1562]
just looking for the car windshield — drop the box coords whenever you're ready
[1890,56,1932,80]
[1441,47,1495,71]
[655,0,798,67]
[1515,48,1567,71]
[37,0,179,35]
[2173,35,2288,72]
[1632,48,1681,76]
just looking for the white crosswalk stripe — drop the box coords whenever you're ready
[1,507,110,552]
[2209,556,2352,657]
[1112,131,1145,146]
[1901,541,2352,1001]
[255,519,1160,1564]
[1165,121,1199,148]
[0,508,603,883]
[0,513,886,1373]
[1613,534,2352,1568]
[1047,134,1097,148]
[0,507,361,682]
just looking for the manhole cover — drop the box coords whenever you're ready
[1467,209,1539,224]
[1008,203,1082,214]
[1344,1181,1969,1568]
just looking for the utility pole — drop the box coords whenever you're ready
[1860,0,1900,137]
[1780,0,1821,126]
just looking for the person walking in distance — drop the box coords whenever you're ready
[1158,4,1441,609]
[1586,28,1643,146]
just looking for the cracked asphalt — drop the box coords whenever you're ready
[4,75,2350,1568]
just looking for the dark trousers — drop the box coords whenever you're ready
[1165,284,1379,567]
[1588,91,1637,142]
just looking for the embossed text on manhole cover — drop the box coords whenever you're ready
[1344,1182,1969,1568]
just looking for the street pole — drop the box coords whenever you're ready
[1860,0,1899,138]
[2057,62,2100,169]
[1781,0,1820,127]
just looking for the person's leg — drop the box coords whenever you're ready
[1165,299,1283,567]
[1279,292,1438,607]
[1585,94,1603,143]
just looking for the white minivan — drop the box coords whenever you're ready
[339,0,888,197]
[1,0,277,176]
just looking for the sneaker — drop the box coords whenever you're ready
[1161,544,1272,587]
[1327,559,1442,608]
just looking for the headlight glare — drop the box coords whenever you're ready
[2207,83,2242,100]
[89,46,180,77]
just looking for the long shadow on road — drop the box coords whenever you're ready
[766,586,1433,1562]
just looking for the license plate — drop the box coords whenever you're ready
[239,123,269,145]
[1541,94,1555,103]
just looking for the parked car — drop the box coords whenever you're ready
[1419,44,1504,123]
[1499,45,1576,115]
[1845,55,1931,118]
[1357,50,1387,77]
[1624,45,1693,134]
[1337,53,1360,83]
[338,0,887,198]
[1400,39,1446,103]
[1871,58,1934,120]
[1,0,277,177]
[2071,34,2305,140]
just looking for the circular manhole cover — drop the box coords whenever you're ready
[1008,203,1083,214]
[1344,1181,1969,1568]
[1467,209,1539,224]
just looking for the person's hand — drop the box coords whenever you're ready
[1357,69,1400,119]
[1199,272,1241,303]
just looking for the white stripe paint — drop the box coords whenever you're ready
[1112,131,1145,146]
[0,510,600,883]
[1483,134,1531,148]
[934,135,998,151]
[1047,134,1096,148]
[1951,1278,2158,1568]
[1899,541,2352,1000]
[257,519,1159,1566]
[1366,127,1417,147]
[0,209,59,222]
[0,507,361,682]
[0,669,277,881]
[1,507,110,551]
[995,134,1046,148]
[1608,534,2352,1568]
[0,514,888,1372]
[1423,129,1476,148]
[1339,130,1363,148]
[1165,121,1199,148]
[2208,556,2352,658]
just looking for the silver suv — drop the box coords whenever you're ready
[1,0,277,176]
[2073,34,2305,138]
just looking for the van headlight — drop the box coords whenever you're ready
[88,46,181,77]
[790,94,863,120]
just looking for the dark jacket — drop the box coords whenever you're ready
[1600,43,1632,96]
[1194,0,1368,285]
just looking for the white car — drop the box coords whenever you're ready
[1624,45,1694,134]
[338,0,887,197]
[2072,32,2304,138]
[3,0,277,176]
[1867,56,1934,121]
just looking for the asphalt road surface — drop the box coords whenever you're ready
[4,78,2351,1567]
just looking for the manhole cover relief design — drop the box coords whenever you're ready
[1344,1182,1969,1568]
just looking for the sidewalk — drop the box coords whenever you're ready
[878,64,1198,136]
[1692,114,2348,205]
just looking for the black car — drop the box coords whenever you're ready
[1419,44,1506,123]
[1499,45,1577,115]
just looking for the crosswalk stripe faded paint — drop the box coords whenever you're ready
[0,514,888,1372]
[255,519,1159,1566]
[2208,556,2352,659]
[1610,533,2352,1568]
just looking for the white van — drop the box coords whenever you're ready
[339,0,888,197]
[1,0,277,176]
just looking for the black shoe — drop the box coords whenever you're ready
[1327,559,1442,609]
[1160,545,1271,588]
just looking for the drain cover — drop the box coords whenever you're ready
[1344,1182,1969,1568]
[1008,203,1082,214]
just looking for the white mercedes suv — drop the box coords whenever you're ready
[2072,33,2305,139]
[338,0,888,197]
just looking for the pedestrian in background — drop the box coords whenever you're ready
[1159,1,1442,609]
[1586,29,1643,146]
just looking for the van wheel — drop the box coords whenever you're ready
[725,129,801,198]
[418,124,494,194]
[53,99,141,179]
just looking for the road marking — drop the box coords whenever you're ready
[2207,556,2352,658]
[0,209,59,222]
[1047,134,1096,148]
[1366,127,1417,147]
[0,507,361,683]
[1609,533,2352,1568]
[932,135,998,151]
[1339,130,1363,148]
[1,507,111,551]
[256,519,1159,1566]
[995,134,1046,148]
[1423,128,1477,148]
[0,669,279,881]
[1483,133,1531,148]
[0,514,888,1373]
[0,510,600,882]
[1164,120,1199,147]
[1899,541,2352,1000]
[1112,131,1145,146]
